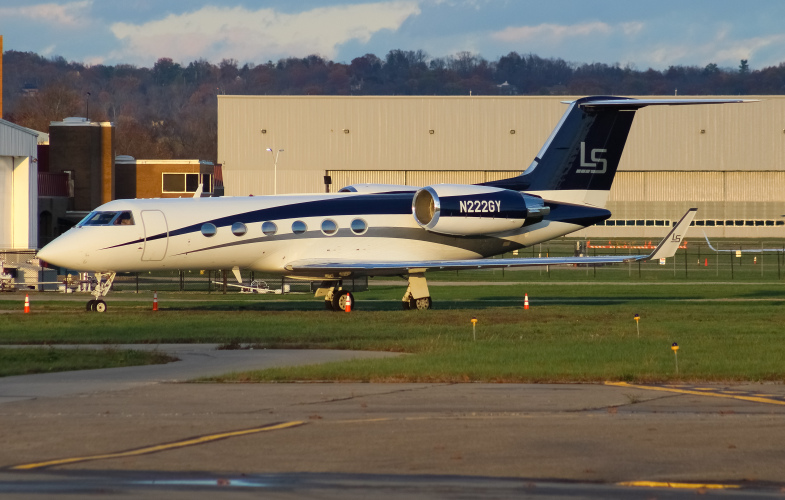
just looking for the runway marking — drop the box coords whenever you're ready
[619,481,739,490]
[606,382,785,406]
[9,420,305,471]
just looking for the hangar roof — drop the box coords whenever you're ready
[0,119,39,157]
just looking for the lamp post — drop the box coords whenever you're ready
[266,148,284,195]
[85,92,91,120]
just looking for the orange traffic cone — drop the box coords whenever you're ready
[153,291,158,311]
[24,294,30,313]
[524,293,529,310]
[344,293,352,312]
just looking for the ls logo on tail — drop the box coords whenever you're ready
[576,142,607,174]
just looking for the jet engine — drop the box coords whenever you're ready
[412,184,549,236]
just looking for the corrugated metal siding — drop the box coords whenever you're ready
[328,170,406,190]
[644,171,724,202]
[609,171,785,203]
[218,95,785,208]
[607,172,645,202]
[405,170,485,186]
[218,96,557,195]
[0,120,38,157]
[326,170,521,191]
[725,171,785,201]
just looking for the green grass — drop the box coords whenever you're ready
[0,348,176,377]
[1,283,784,383]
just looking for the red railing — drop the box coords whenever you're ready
[38,172,71,197]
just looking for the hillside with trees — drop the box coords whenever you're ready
[3,49,784,163]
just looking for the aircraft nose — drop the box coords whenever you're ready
[37,232,85,269]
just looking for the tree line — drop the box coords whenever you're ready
[3,49,784,163]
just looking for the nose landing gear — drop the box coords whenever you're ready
[85,272,116,313]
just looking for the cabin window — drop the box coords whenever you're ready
[201,223,217,237]
[79,211,120,226]
[113,211,135,225]
[351,218,368,235]
[321,219,338,235]
[262,221,277,236]
[231,222,247,236]
[292,221,307,234]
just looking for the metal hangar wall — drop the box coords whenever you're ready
[217,95,785,238]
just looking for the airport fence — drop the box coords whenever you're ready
[100,270,368,295]
[427,238,785,283]
[7,238,785,295]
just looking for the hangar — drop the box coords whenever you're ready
[217,95,785,238]
[0,118,38,250]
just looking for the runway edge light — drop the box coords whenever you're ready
[672,343,679,375]
[471,317,478,341]
[634,313,640,338]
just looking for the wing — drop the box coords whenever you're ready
[285,209,697,277]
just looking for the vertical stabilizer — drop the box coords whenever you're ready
[482,96,754,207]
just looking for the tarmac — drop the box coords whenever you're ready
[2,345,785,498]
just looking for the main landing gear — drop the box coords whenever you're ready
[401,272,432,310]
[85,272,116,313]
[315,282,355,311]
[314,272,433,311]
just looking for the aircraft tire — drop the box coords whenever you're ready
[95,300,107,313]
[402,300,411,310]
[86,299,96,312]
[410,297,432,310]
[332,290,354,311]
[324,299,336,311]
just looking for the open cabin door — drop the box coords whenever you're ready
[141,210,168,261]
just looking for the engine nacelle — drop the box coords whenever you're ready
[412,184,549,236]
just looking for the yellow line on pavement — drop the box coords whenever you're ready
[10,421,305,471]
[619,481,739,489]
[606,381,785,406]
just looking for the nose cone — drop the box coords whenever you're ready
[37,231,87,270]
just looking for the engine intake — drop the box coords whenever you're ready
[412,184,549,236]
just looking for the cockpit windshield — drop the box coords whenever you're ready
[78,211,135,227]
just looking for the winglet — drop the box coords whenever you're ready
[647,209,698,261]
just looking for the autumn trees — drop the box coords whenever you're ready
[3,48,784,164]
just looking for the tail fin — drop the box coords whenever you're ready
[483,96,754,207]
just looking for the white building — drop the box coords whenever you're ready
[0,119,39,250]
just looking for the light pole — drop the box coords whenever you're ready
[266,148,284,195]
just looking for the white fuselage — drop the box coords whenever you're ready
[37,193,585,275]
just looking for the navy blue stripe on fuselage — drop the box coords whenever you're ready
[104,194,414,250]
[103,195,609,251]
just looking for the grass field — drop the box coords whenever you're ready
[0,348,175,378]
[1,281,784,383]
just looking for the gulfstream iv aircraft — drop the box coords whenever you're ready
[37,96,750,312]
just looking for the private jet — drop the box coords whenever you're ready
[37,96,751,312]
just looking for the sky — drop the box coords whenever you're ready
[2,0,785,70]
